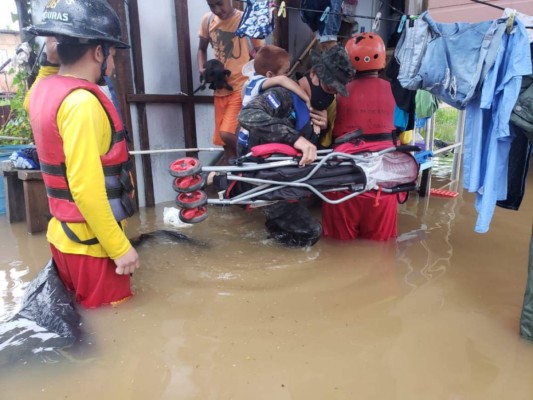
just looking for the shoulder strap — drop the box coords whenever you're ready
[305,74,314,87]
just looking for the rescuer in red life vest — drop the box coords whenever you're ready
[322,32,399,241]
[26,0,140,308]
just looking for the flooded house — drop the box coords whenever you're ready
[1,0,532,399]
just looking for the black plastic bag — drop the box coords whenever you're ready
[0,259,80,366]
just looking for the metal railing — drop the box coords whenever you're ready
[417,109,465,196]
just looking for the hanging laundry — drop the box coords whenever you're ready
[300,0,345,47]
[462,18,531,233]
[394,11,507,109]
[504,8,533,43]
[495,124,532,210]
[236,0,275,39]
[414,89,438,131]
[342,0,358,24]
[300,0,331,34]
[497,43,533,211]
[510,73,533,140]
[415,90,439,119]
[386,55,416,131]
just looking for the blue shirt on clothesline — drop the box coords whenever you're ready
[463,19,532,233]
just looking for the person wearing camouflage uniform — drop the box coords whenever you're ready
[238,45,354,158]
[237,45,354,246]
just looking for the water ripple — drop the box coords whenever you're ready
[0,262,31,323]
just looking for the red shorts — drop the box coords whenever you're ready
[50,245,132,309]
[322,191,398,241]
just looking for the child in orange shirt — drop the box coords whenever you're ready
[197,0,265,164]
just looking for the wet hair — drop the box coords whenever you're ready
[253,45,291,76]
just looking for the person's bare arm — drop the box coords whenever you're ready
[262,76,311,109]
[197,37,209,75]
[293,136,317,166]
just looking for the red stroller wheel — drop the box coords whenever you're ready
[172,175,204,193]
[169,157,201,177]
[176,190,208,209]
[179,206,208,224]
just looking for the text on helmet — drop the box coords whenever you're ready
[43,11,69,22]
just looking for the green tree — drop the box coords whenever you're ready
[0,65,32,144]
[0,0,34,144]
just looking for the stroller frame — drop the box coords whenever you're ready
[205,147,416,206]
[169,143,420,223]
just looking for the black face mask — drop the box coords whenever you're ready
[309,78,335,110]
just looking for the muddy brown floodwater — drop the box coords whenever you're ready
[1,166,532,399]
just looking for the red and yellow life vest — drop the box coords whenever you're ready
[29,75,135,223]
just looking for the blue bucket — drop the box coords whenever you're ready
[0,145,33,214]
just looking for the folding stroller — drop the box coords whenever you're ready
[168,134,421,224]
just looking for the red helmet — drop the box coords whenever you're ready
[345,32,386,72]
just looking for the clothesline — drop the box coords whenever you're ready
[469,0,533,29]
[234,0,403,23]
[469,0,505,11]
[379,0,404,16]
[235,0,532,29]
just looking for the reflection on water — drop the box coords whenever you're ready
[397,191,461,292]
[0,262,30,323]
[396,149,461,293]
[1,171,532,399]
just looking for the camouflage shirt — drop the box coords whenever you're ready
[238,87,313,150]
